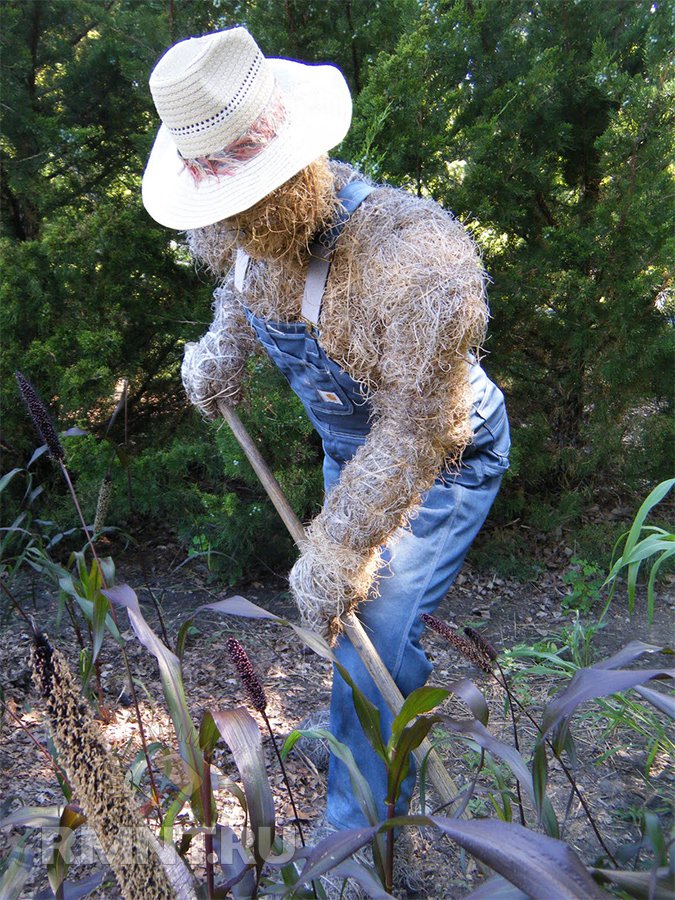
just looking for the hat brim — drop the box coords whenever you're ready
[141,58,352,230]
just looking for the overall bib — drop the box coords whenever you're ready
[243,183,510,828]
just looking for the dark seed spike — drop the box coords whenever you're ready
[15,371,65,462]
[464,626,499,662]
[31,631,56,694]
[226,636,267,712]
[421,613,493,673]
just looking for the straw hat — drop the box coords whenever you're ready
[142,27,352,230]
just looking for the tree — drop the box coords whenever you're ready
[347,0,674,500]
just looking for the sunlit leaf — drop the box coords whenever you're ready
[197,595,281,620]
[289,624,334,661]
[210,707,275,868]
[0,806,64,828]
[594,641,665,670]
[633,684,675,719]
[0,834,33,900]
[466,875,529,898]
[0,468,23,493]
[446,678,489,726]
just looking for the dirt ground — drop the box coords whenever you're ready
[1,530,673,899]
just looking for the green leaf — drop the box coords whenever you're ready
[605,479,675,611]
[622,478,674,563]
[159,786,192,845]
[127,742,165,789]
[389,686,449,748]
[647,547,675,624]
[335,661,387,763]
[643,811,667,866]
[175,619,197,663]
[199,711,221,758]
[58,574,122,645]
[91,589,109,665]
[210,707,275,868]
[531,741,548,827]
[47,805,85,897]
[386,716,440,804]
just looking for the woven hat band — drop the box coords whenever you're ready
[149,27,275,158]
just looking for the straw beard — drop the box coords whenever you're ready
[186,155,337,272]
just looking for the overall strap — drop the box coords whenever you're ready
[302,181,375,327]
[233,181,375,319]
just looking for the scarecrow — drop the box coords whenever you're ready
[143,27,510,834]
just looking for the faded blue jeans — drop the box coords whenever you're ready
[244,309,510,829]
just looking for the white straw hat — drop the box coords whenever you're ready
[142,27,352,230]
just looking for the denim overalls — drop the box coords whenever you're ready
[243,183,510,828]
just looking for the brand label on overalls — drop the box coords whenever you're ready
[317,389,343,405]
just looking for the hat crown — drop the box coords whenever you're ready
[149,27,274,158]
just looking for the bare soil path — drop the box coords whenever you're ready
[1,531,673,898]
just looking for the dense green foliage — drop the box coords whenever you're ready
[1,0,673,578]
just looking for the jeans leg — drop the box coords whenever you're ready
[325,469,504,829]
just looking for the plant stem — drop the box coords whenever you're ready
[385,802,395,893]
[202,752,215,899]
[59,464,101,570]
[145,582,171,652]
[496,661,526,827]
[262,711,305,846]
